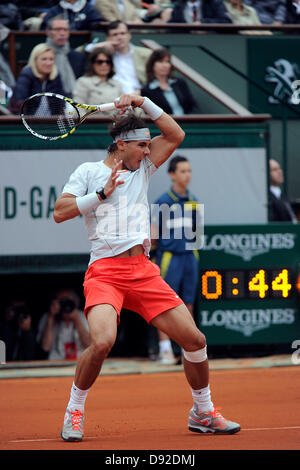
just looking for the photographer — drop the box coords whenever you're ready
[0,300,36,361]
[37,288,90,360]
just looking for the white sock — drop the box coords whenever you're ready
[67,382,89,412]
[191,385,214,413]
[159,339,172,353]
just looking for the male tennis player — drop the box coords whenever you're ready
[54,94,240,441]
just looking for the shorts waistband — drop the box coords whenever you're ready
[90,253,148,266]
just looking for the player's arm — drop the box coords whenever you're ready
[116,94,185,168]
[53,159,124,223]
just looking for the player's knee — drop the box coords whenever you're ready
[182,329,206,352]
[91,337,114,361]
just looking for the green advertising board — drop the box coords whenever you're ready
[247,38,300,118]
[196,223,300,345]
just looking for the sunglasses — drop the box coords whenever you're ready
[94,59,112,65]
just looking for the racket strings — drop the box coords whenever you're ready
[22,94,80,138]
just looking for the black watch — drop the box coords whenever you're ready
[96,188,107,200]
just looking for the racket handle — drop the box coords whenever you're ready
[98,102,117,112]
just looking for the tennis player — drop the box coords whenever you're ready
[54,94,240,441]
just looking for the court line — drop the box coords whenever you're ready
[7,426,300,442]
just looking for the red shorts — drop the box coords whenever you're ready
[83,253,183,323]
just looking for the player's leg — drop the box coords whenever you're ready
[61,304,118,442]
[151,305,240,434]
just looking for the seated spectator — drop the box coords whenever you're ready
[269,159,297,222]
[168,0,231,24]
[0,300,37,361]
[36,288,90,360]
[141,48,200,115]
[41,0,103,31]
[15,0,59,31]
[0,24,15,91]
[46,15,86,97]
[8,43,65,114]
[86,20,152,94]
[224,0,261,25]
[243,0,286,25]
[73,47,122,112]
[286,0,300,24]
[94,0,172,24]
[0,1,23,30]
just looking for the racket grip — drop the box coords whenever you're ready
[98,102,116,112]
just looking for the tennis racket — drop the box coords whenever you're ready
[21,92,118,141]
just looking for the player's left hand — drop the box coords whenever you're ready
[115,94,144,114]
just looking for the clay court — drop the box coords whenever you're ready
[0,358,299,451]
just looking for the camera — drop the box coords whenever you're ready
[59,297,76,315]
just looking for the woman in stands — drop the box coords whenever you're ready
[8,43,64,114]
[141,48,200,115]
[72,47,122,114]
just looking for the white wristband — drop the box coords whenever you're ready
[141,97,163,121]
[76,193,101,215]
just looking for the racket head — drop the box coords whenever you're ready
[20,93,81,141]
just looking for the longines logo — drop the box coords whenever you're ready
[200,308,296,337]
[202,232,296,261]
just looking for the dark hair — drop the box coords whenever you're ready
[168,155,188,173]
[146,48,173,84]
[47,15,70,30]
[85,47,114,78]
[107,111,147,153]
[106,20,127,35]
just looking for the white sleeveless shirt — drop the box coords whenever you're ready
[62,157,157,264]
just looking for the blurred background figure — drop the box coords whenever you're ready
[94,0,172,24]
[141,48,200,115]
[41,0,102,31]
[36,288,90,360]
[86,21,151,94]
[0,24,15,107]
[73,47,122,110]
[46,15,86,97]
[224,0,261,26]
[8,43,64,114]
[286,0,300,24]
[15,0,59,31]
[168,0,231,24]
[243,0,286,25]
[269,159,297,222]
[0,300,37,361]
[0,1,23,30]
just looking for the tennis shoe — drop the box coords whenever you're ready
[61,408,84,442]
[188,407,240,434]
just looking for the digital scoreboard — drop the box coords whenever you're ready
[196,225,300,345]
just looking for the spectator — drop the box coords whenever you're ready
[15,1,59,31]
[0,1,23,30]
[36,288,90,360]
[168,0,231,24]
[86,20,152,94]
[243,0,286,25]
[150,155,201,364]
[73,47,122,111]
[8,43,65,114]
[0,24,15,91]
[286,0,300,24]
[0,300,37,361]
[224,0,261,26]
[46,15,86,97]
[94,0,172,24]
[269,159,297,222]
[141,48,200,115]
[41,0,102,31]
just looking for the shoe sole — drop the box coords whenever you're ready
[61,431,83,442]
[189,425,241,435]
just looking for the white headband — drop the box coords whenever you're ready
[113,128,151,142]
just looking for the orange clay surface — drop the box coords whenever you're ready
[0,366,299,450]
